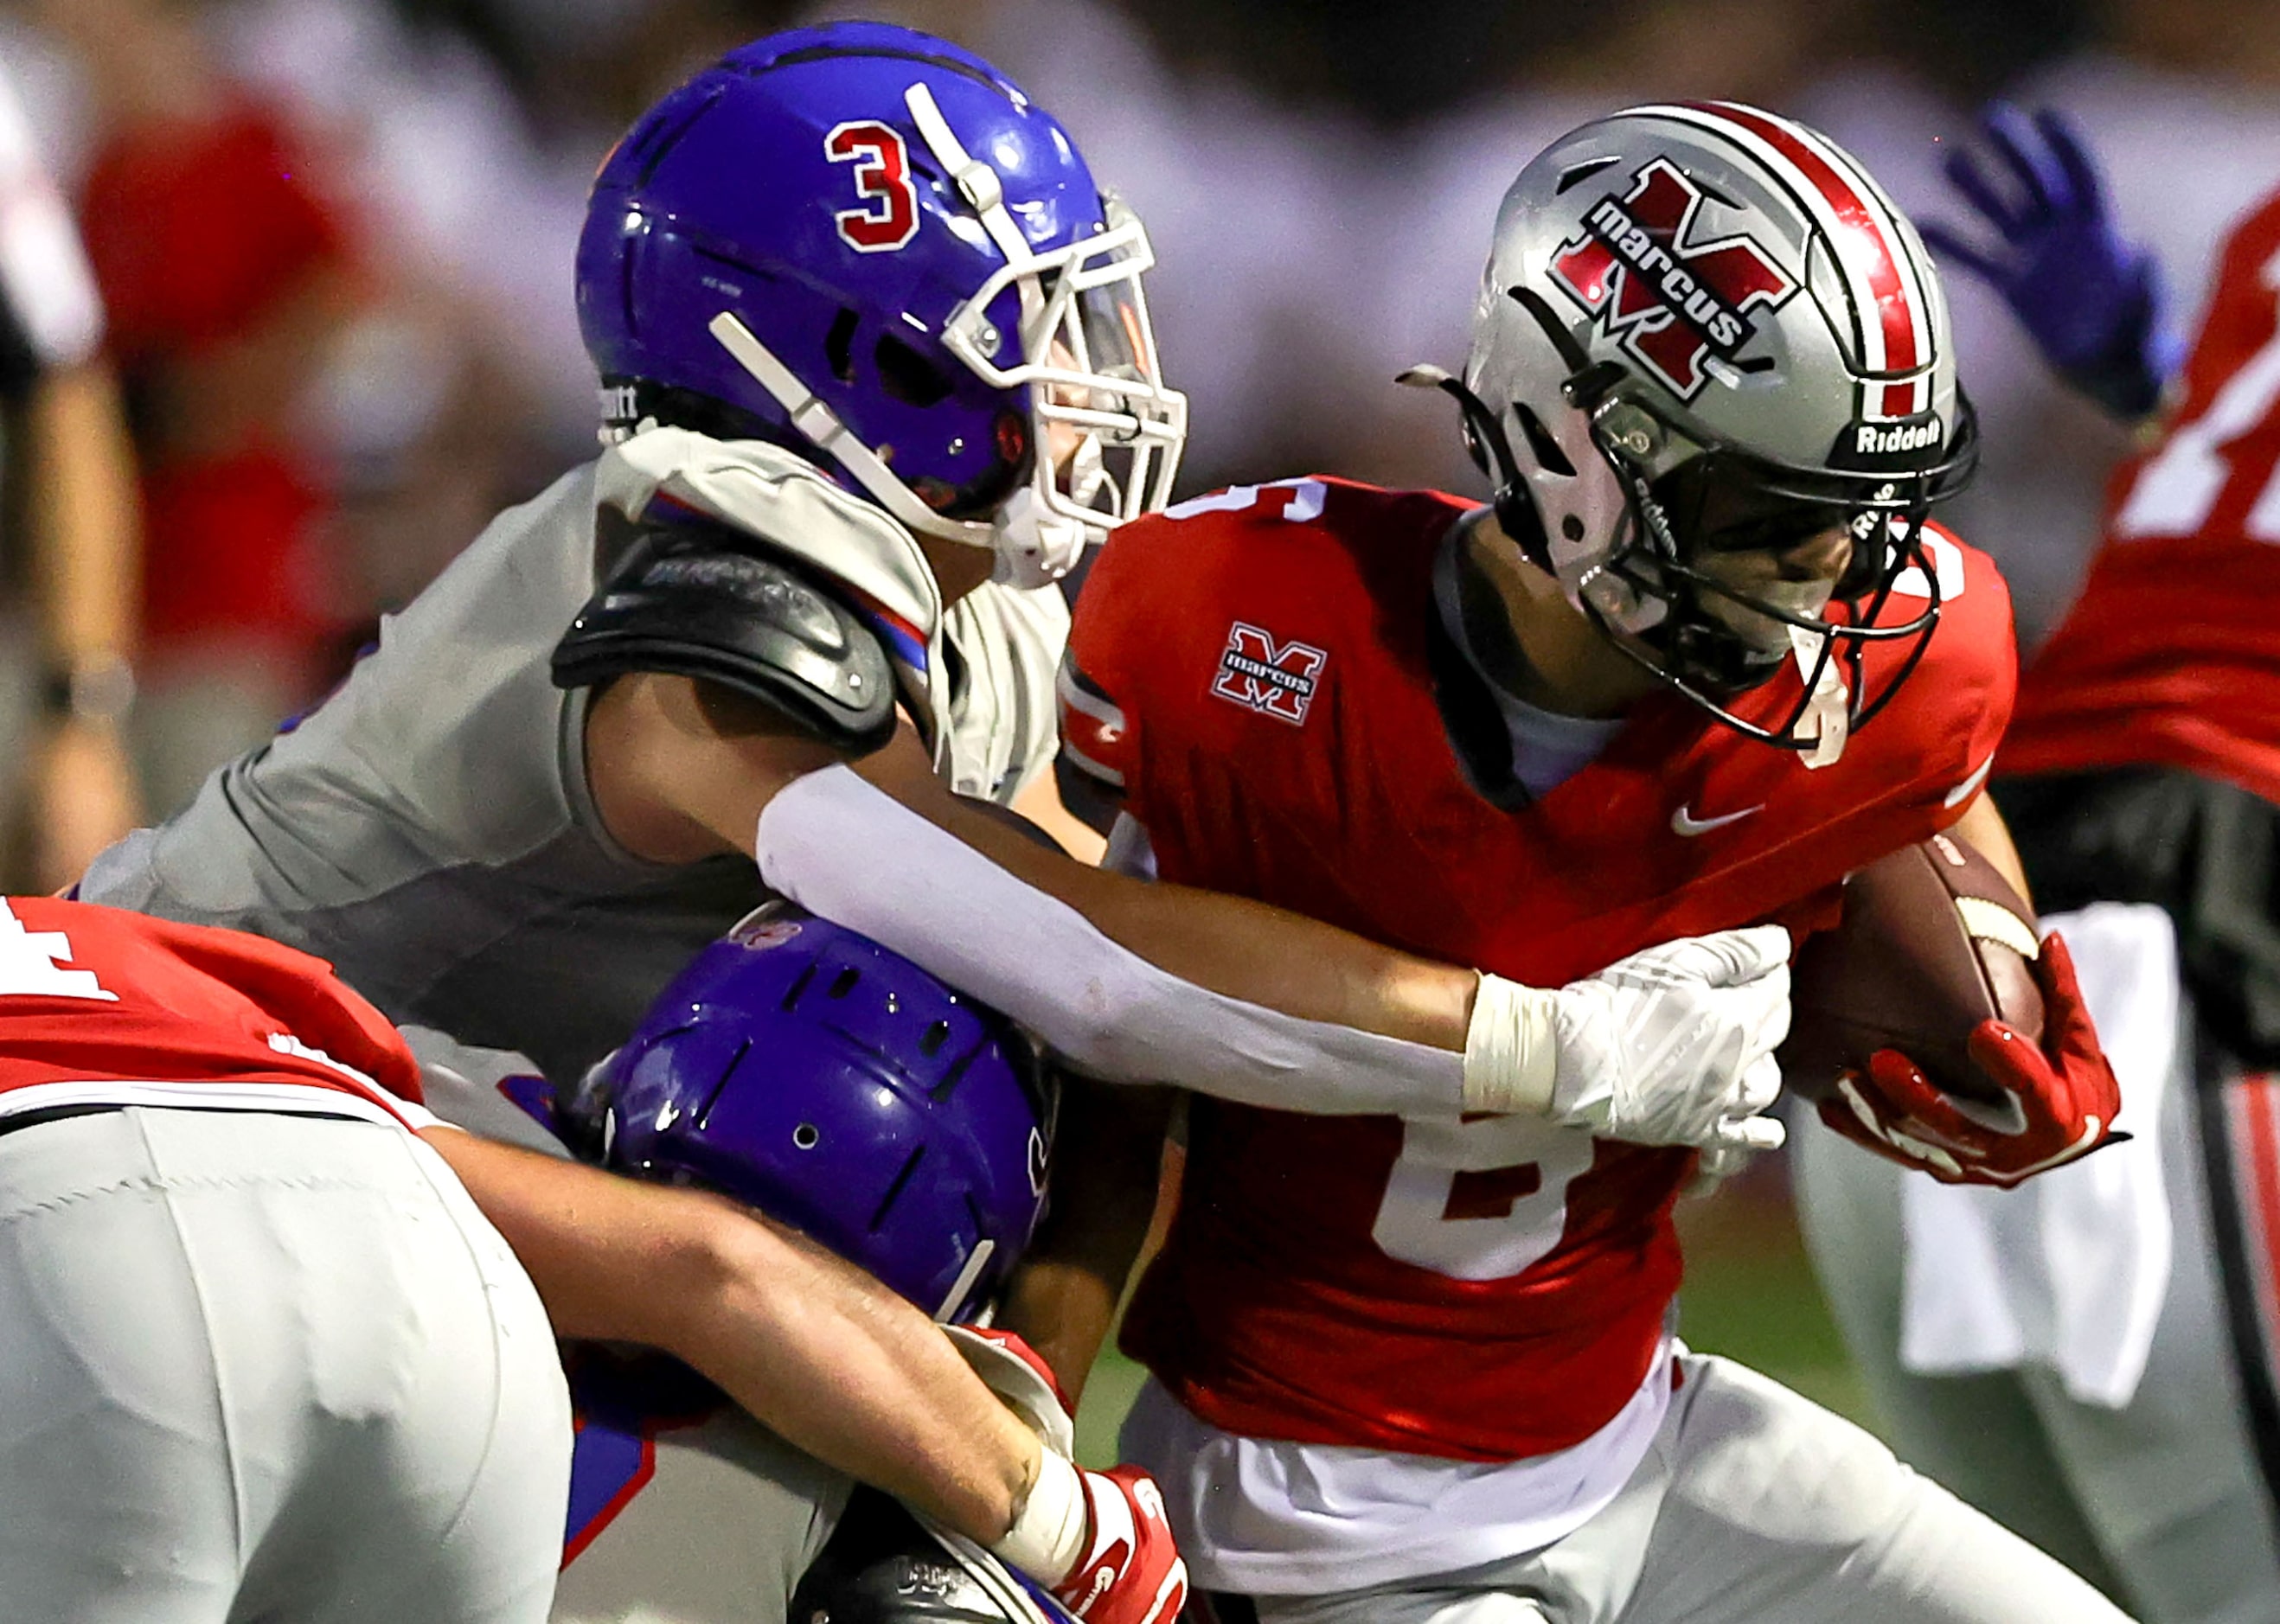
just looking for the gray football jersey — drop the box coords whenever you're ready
[80,457,1066,1085]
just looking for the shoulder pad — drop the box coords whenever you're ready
[553,516,898,753]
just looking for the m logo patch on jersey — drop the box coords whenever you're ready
[1211,622,1327,726]
[1549,157,1798,400]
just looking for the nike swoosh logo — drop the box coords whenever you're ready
[1671,802,1764,837]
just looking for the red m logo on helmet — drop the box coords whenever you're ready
[1211,622,1327,726]
[1549,158,1797,400]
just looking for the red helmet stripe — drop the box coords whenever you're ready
[1678,101,1931,397]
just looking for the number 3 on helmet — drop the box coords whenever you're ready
[575,21,1188,588]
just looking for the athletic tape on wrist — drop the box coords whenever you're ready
[991,1448,1087,1587]
[1463,972,1558,1116]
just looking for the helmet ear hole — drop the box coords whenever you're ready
[1513,402,1576,478]
[875,333,954,407]
[824,309,859,385]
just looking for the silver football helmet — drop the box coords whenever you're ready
[1407,101,1976,756]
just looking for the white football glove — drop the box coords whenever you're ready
[1464,925,1791,1154]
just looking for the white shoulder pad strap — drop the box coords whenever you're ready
[938,581,1071,804]
[597,427,951,750]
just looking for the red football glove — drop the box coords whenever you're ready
[1052,1465,1188,1624]
[959,1326,1078,1417]
[1816,930,2125,1186]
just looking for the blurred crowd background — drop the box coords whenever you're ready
[5,0,2279,851]
[2,0,2277,1450]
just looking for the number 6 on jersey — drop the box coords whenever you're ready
[1372,1113,1595,1281]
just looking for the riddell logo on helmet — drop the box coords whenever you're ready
[1550,158,1798,400]
[1853,419,1940,456]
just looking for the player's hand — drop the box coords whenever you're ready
[1818,931,2123,1186]
[945,1323,1076,1455]
[1050,1465,1188,1624]
[1467,925,1791,1152]
[1687,1138,1764,1197]
[1920,104,2177,421]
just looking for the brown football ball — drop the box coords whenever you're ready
[1778,833,2045,1106]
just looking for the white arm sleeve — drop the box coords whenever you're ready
[754,767,1466,1116]
[1100,811,1157,879]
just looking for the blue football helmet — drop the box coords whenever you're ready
[576,21,1187,586]
[569,904,1053,1324]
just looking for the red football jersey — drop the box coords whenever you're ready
[2002,186,2280,801]
[77,102,355,675]
[0,898,423,1124]
[1065,476,2015,1461]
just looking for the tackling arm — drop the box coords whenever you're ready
[849,728,1473,1048]
[585,672,1474,1077]
[414,1122,1041,1544]
[586,674,1792,1147]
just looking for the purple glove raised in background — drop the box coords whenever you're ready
[1922,104,2183,422]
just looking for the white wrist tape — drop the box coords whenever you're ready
[755,768,1468,1116]
[1463,972,1559,1116]
[992,1448,1086,1586]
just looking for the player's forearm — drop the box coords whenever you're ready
[1952,792,2033,908]
[595,681,1478,1109]
[17,363,145,886]
[419,1125,1037,1541]
[757,765,1475,1113]
[596,677,1473,1048]
[857,738,1478,1049]
[656,1199,1041,1542]
[996,1082,1175,1400]
[22,362,139,668]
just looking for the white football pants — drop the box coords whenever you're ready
[1242,1352,2132,1624]
[0,1106,572,1623]
[1795,1029,2280,1624]
[406,1026,853,1624]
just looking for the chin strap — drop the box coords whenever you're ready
[906,82,1034,273]
[1788,626,1849,768]
[1396,364,1549,568]
[708,311,995,553]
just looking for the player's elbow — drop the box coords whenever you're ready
[637,1191,778,1339]
[1029,972,1162,1083]
[1037,974,1277,1098]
